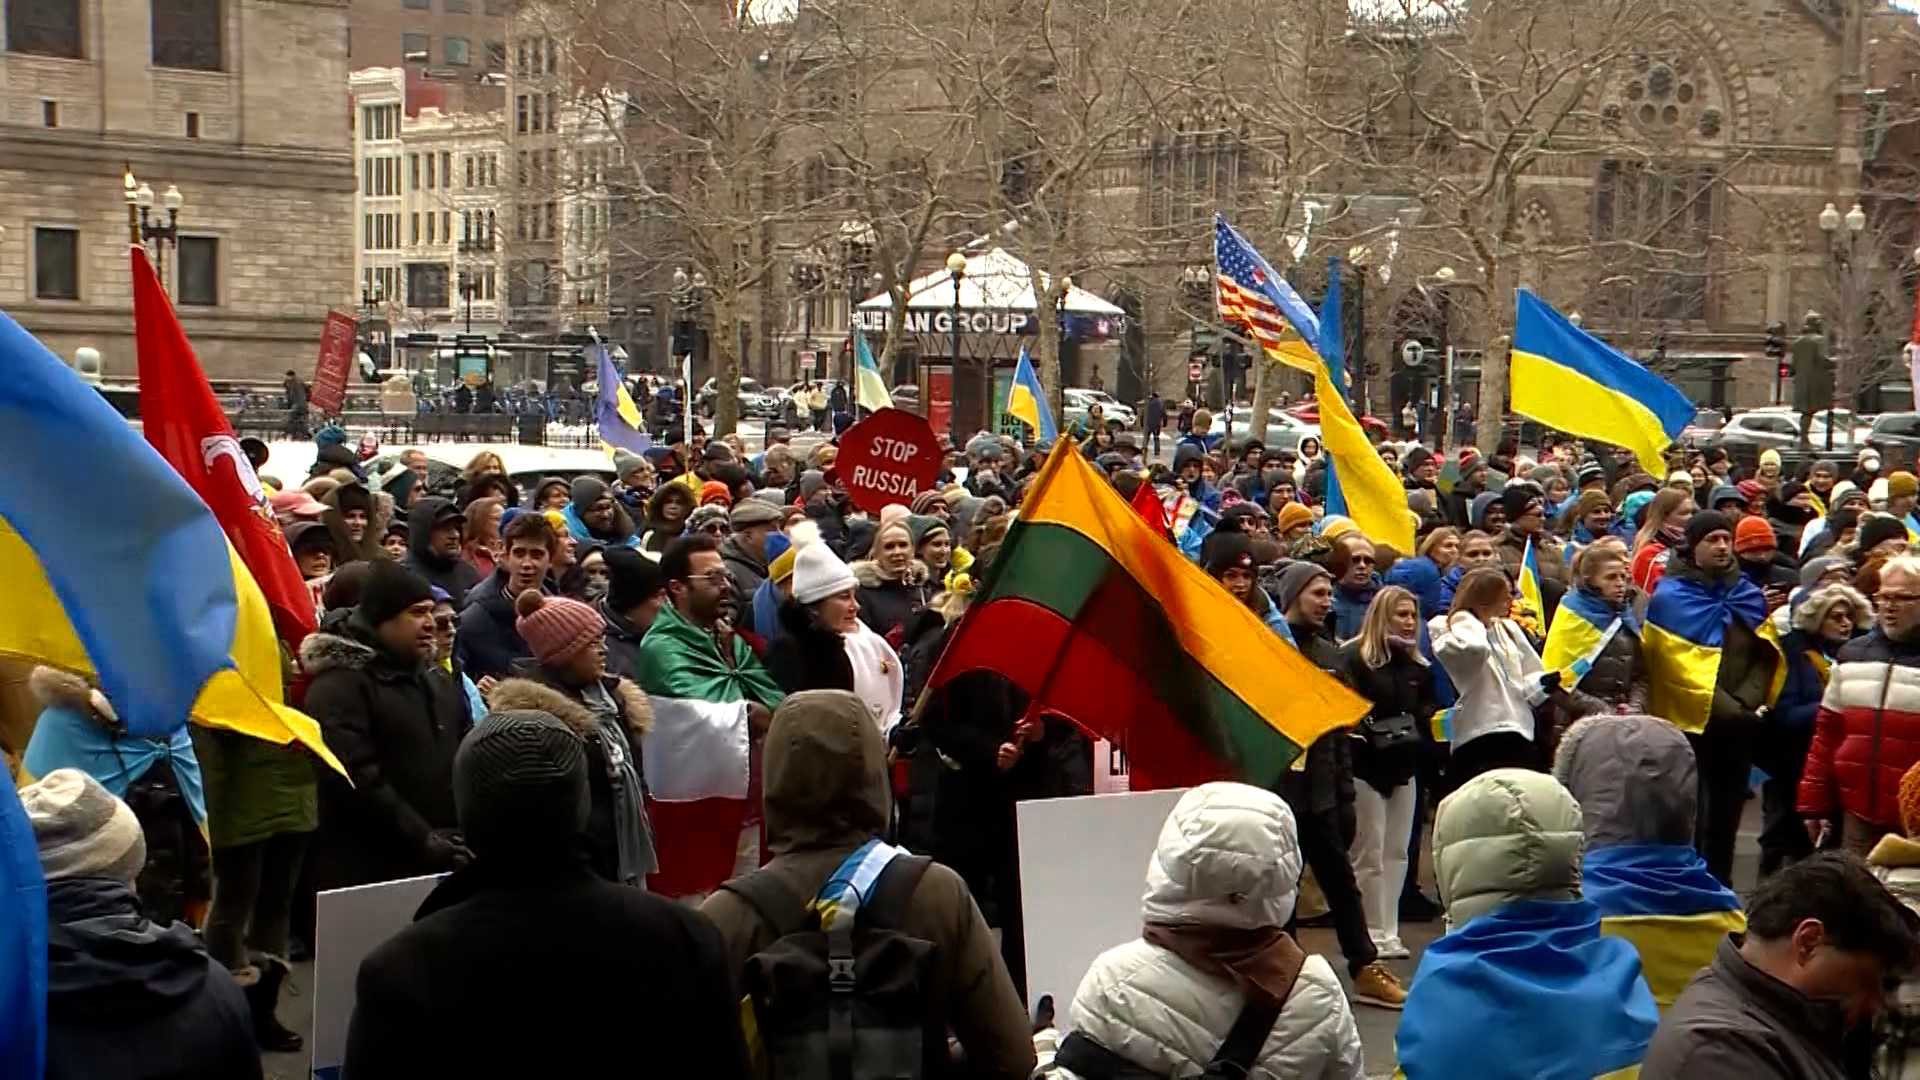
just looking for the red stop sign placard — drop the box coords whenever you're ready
[837,407,942,514]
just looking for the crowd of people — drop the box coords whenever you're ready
[17,398,1920,1079]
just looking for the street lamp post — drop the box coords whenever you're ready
[790,250,824,385]
[946,251,966,444]
[123,166,184,293]
[1178,263,1212,401]
[839,220,876,391]
[1818,201,1867,451]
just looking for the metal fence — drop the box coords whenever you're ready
[230,409,610,449]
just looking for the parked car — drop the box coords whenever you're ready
[1868,412,1920,470]
[1283,402,1391,441]
[1708,407,1868,452]
[697,377,781,419]
[1062,388,1134,433]
[1677,407,1728,447]
[1209,408,1320,450]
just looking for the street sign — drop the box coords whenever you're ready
[837,407,941,514]
[799,349,818,374]
[1401,340,1427,368]
[1188,360,1204,382]
[311,310,358,415]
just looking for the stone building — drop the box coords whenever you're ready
[1,0,354,381]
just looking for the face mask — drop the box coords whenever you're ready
[581,578,608,601]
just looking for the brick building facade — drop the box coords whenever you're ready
[1,0,354,381]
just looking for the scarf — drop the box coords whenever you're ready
[1141,922,1307,1006]
[578,681,659,885]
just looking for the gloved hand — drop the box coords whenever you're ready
[1539,670,1564,694]
[424,828,473,871]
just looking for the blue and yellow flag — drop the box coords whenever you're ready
[1542,587,1637,685]
[853,330,893,413]
[0,312,340,772]
[594,345,651,456]
[1585,844,1745,1010]
[1512,289,1695,477]
[1306,254,1412,554]
[1518,536,1546,627]
[1007,345,1058,443]
[1641,572,1771,734]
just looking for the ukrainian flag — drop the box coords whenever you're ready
[593,345,651,456]
[1518,537,1546,626]
[1312,256,1414,554]
[853,330,893,413]
[1641,572,1772,734]
[0,312,341,772]
[1542,587,1635,685]
[1585,844,1746,1010]
[1007,345,1058,443]
[1512,289,1696,477]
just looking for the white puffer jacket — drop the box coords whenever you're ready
[1062,783,1365,1080]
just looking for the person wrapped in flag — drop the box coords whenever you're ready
[1397,769,1658,1079]
[1640,510,1778,887]
[1554,714,1746,1011]
[1540,538,1646,720]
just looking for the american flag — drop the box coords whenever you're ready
[1214,214,1321,366]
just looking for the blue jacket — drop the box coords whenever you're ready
[1386,556,1453,620]
[1253,587,1297,647]
[1331,577,1380,641]
[455,570,551,681]
[1772,628,1837,732]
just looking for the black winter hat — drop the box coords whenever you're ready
[1684,509,1735,551]
[1859,513,1910,556]
[356,559,434,627]
[1403,445,1435,474]
[1172,443,1206,472]
[1576,461,1606,488]
[603,546,665,612]
[1501,481,1545,523]
[1204,531,1257,576]
[454,710,590,858]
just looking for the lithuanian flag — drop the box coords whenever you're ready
[926,442,1368,789]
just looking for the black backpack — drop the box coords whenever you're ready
[719,853,940,1080]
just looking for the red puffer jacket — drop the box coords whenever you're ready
[1798,629,1920,828]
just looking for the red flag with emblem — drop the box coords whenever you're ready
[132,246,317,648]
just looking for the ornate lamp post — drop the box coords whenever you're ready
[789,248,824,384]
[946,251,966,443]
[123,166,184,293]
[1818,201,1867,451]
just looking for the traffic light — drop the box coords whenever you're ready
[1764,321,1787,361]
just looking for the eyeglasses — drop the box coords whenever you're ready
[682,570,733,588]
[1881,592,1920,607]
[699,522,732,536]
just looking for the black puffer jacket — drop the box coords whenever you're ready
[1340,641,1435,792]
[302,618,471,890]
[851,558,931,646]
[763,600,855,696]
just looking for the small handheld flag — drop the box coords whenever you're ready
[1007,345,1058,443]
[1518,536,1547,628]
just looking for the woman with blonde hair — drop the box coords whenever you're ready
[1340,585,1435,960]
[461,496,505,579]
[1630,487,1695,593]
[1430,567,1559,786]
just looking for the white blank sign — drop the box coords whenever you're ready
[1016,787,1187,1029]
[310,873,444,1079]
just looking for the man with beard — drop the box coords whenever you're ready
[563,476,640,549]
[1644,510,1777,886]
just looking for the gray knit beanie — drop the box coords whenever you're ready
[1275,561,1332,615]
[22,768,146,883]
[453,710,590,857]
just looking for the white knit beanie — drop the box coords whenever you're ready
[22,768,146,883]
[792,541,858,605]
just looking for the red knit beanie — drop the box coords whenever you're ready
[1733,515,1777,555]
[514,591,604,668]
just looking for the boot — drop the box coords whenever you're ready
[244,957,303,1053]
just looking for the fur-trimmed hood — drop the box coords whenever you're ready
[299,630,377,677]
[848,558,930,590]
[29,666,116,725]
[1792,582,1873,634]
[485,676,653,743]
